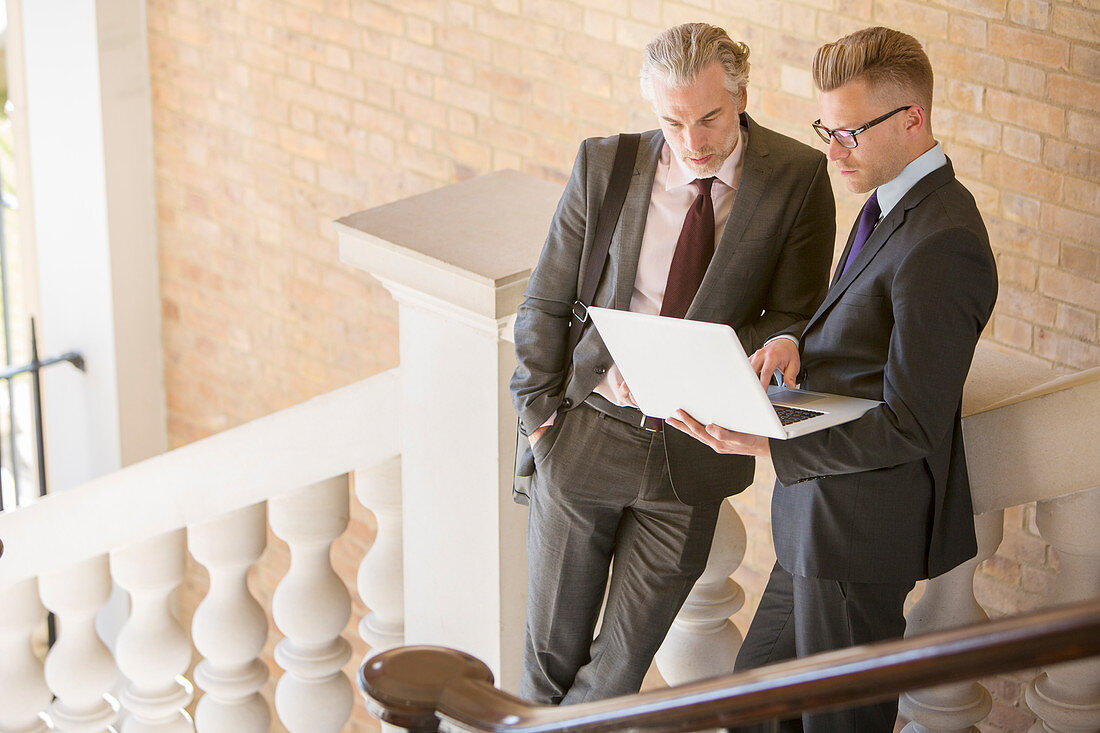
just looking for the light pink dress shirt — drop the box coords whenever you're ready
[591,127,748,407]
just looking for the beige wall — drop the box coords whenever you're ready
[148,0,1097,730]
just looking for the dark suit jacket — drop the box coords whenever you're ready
[512,115,836,505]
[770,159,998,583]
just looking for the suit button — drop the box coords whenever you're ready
[594,366,607,374]
[561,398,573,409]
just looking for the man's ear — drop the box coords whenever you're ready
[737,87,748,114]
[904,105,927,135]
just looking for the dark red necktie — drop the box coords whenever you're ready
[661,177,716,318]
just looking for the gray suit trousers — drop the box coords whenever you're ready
[729,562,914,732]
[521,402,722,704]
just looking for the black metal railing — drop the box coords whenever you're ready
[0,163,85,512]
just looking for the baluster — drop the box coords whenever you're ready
[355,458,404,663]
[111,530,194,731]
[0,578,51,732]
[189,502,271,732]
[269,477,353,733]
[899,509,1004,732]
[654,499,746,685]
[1026,488,1100,733]
[39,555,119,732]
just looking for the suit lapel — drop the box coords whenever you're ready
[804,161,958,334]
[613,131,663,310]
[686,114,768,319]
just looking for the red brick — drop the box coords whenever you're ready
[1040,204,1099,246]
[996,253,1039,289]
[984,153,1063,199]
[986,89,1064,135]
[873,0,948,37]
[1048,74,1100,112]
[995,285,1059,327]
[1006,62,1046,97]
[994,314,1034,351]
[1067,111,1100,148]
[949,14,987,47]
[1043,139,1100,179]
[1035,327,1100,369]
[1000,191,1041,226]
[990,23,1069,68]
[1052,4,1100,44]
[1072,44,1100,77]
[1060,241,1099,279]
[929,42,1006,86]
[436,27,492,62]
[1007,0,1050,30]
[1056,304,1096,341]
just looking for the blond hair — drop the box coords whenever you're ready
[640,23,750,104]
[812,27,933,112]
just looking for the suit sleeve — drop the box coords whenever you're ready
[510,140,591,434]
[735,154,835,352]
[770,226,997,484]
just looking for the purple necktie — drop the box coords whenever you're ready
[661,177,716,318]
[841,190,880,275]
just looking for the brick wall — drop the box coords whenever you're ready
[147,0,1097,730]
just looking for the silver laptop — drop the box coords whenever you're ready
[586,307,881,439]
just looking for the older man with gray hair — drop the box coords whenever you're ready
[511,22,835,703]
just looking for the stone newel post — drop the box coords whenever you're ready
[336,170,563,691]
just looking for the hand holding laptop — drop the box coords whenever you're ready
[666,410,772,457]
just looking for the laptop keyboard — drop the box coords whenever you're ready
[774,405,825,426]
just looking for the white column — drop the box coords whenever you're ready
[0,578,51,732]
[111,530,193,732]
[355,458,405,661]
[1026,487,1100,733]
[336,170,562,691]
[269,477,353,733]
[39,555,119,732]
[11,0,165,492]
[189,502,271,733]
[899,510,1004,732]
[655,500,746,685]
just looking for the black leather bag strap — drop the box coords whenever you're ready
[565,132,640,357]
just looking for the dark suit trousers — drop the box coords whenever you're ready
[730,562,913,733]
[520,403,721,704]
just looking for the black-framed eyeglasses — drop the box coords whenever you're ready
[812,106,913,149]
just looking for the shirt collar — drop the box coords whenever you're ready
[664,126,746,192]
[875,142,947,219]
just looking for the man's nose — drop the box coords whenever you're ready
[684,126,707,152]
[826,136,849,161]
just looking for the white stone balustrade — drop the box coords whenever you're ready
[899,509,1003,732]
[356,458,405,663]
[270,477,353,733]
[1026,488,1100,733]
[655,499,747,686]
[39,555,119,732]
[189,502,271,733]
[111,530,194,731]
[0,578,51,733]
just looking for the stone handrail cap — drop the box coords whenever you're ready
[962,343,1088,417]
[335,170,563,321]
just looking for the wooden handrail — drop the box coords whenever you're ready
[359,596,1100,732]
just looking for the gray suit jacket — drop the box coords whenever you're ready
[770,159,998,583]
[512,115,836,505]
